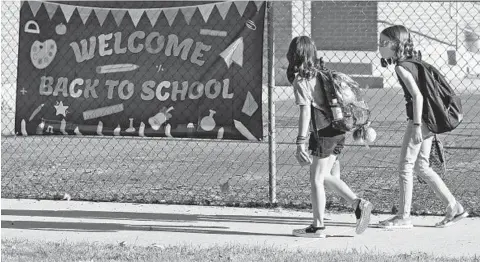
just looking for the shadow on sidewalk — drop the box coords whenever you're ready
[1,220,295,237]
[1,220,356,238]
[2,209,440,229]
[1,209,358,227]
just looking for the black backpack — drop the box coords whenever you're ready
[398,59,463,134]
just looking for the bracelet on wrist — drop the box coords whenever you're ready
[413,123,421,126]
[296,136,308,145]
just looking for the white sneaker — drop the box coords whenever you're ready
[435,202,469,228]
[354,199,373,234]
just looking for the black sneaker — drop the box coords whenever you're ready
[354,199,373,234]
[292,224,326,238]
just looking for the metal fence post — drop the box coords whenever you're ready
[267,1,276,204]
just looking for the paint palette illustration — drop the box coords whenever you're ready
[31,39,57,69]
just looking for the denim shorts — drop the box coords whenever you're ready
[308,125,345,158]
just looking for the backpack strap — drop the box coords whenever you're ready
[308,71,330,141]
[305,74,321,141]
[317,69,338,104]
[397,58,423,70]
[310,105,319,142]
[433,134,445,164]
[302,74,318,136]
[308,69,342,139]
[398,58,437,94]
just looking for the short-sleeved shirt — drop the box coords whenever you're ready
[396,61,422,120]
[292,74,331,130]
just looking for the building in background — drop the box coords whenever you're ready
[274,1,480,89]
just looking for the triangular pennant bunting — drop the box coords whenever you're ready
[145,9,162,27]
[181,6,196,25]
[254,1,264,12]
[198,3,214,23]
[163,8,179,26]
[21,2,255,28]
[28,1,42,17]
[94,8,109,26]
[60,4,75,23]
[77,6,92,24]
[128,9,144,27]
[234,1,248,17]
[44,2,58,20]
[112,9,127,26]
[216,2,231,20]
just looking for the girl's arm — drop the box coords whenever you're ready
[293,78,312,139]
[293,78,313,163]
[296,104,312,164]
[395,65,424,143]
[298,105,311,139]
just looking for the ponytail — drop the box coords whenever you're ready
[287,64,296,84]
[403,32,415,59]
[315,57,327,71]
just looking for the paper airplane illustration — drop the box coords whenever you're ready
[220,37,243,68]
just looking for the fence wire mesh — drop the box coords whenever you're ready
[2,1,480,216]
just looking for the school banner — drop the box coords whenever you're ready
[16,1,265,141]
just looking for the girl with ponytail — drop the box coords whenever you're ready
[286,36,373,238]
[378,25,468,229]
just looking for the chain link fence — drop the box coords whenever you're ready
[2,1,480,216]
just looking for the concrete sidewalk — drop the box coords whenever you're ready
[1,198,479,258]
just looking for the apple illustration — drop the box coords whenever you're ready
[55,23,66,35]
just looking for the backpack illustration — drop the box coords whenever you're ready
[398,59,463,134]
[314,69,371,132]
